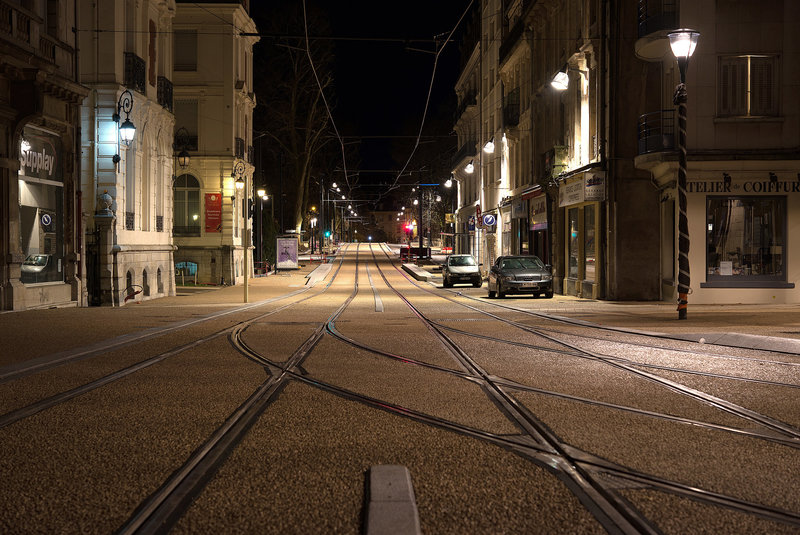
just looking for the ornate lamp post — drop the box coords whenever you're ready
[668,29,700,320]
[112,89,135,169]
[232,160,249,302]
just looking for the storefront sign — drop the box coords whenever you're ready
[585,172,606,201]
[559,180,584,207]
[688,179,800,194]
[529,194,547,230]
[468,216,475,231]
[204,193,222,233]
[511,198,527,218]
[19,127,62,181]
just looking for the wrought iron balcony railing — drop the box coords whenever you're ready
[157,76,173,112]
[124,52,146,94]
[637,109,675,155]
[637,0,678,39]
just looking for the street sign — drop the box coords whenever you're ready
[482,214,496,226]
[476,204,481,219]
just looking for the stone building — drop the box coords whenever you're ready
[171,0,258,286]
[77,0,177,306]
[1,0,89,310]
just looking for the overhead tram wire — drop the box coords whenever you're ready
[380,0,475,203]
[302,0,352,192]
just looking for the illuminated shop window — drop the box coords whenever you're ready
[706,196,785,282]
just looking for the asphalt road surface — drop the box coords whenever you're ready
[1,243,799,534]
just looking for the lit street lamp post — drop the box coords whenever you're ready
[233,160,248,303]
[668,29,700,320]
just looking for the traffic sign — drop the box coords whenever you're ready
[483,214,496,227]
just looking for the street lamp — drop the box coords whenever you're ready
[668,29,699,320]
[232,160,249,303]
[173,127,191,175]
[112,89,135,168]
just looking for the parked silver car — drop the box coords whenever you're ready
[487,255,553,298]
[442,254,482,288]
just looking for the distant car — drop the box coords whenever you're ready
[487,255,553,298]
[442,254,482,288]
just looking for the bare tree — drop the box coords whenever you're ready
[253,3,336,233]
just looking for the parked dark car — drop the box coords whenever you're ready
[442,254,482,288]
[487,255,553,298]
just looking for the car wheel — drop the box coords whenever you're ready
[488,289,496,298]
[497,283,506,298]
[544,290,553,298]
[443,275,452,288]
[473,280,481,288]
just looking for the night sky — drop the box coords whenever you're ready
[251,0,472,200]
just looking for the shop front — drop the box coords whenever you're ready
[558,172,605,298]
[677,172,799,304]
[526,189,549,263]
[15,125,75,307]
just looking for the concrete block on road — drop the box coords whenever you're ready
[402,263,432,281]
[366,465,421,535]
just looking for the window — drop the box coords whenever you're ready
[174,30,197,71]
[567,207,579,279]
[173,174,200,236]
[706,196,786,284]
[174,100,198,149]
[584,205,595,281]
[719,55,779,117]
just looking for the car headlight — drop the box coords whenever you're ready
[542,274,552,281]
[501,274,515,282]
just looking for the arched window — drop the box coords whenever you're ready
[142,269,150,296]
[173,174,200,236]
[157,267,164,293]
[126,270,133,291]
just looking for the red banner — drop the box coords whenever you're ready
[205,193,222,233]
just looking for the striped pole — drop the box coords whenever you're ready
[674,83,689,319]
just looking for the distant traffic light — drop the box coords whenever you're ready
[324,230,331,238]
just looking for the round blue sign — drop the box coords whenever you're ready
[40,213,52,226]
[482,214,496,226]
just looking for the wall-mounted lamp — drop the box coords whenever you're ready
[550,65,589,91]
[174,126,191,171]
[112,89,135,167]
[483,137,495,154]
[465,159,474,174]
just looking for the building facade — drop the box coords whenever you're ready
[77,0,177,306]
[1,0,89,311]
[634,0,800,304]
[171,1,258,286]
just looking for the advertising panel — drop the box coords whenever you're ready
[204,193,222,233]
[276,236,299,270]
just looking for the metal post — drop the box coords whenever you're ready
[675,81,689,319]
[418,187,423,261]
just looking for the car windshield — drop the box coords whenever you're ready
[24,255,48,266]
[499,257,544,270]
[449,256,476,266]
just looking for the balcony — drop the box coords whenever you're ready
[499,16,526,66]
[638,0,677,38]
[235,137,245,159]
[635,0,677,60]
[452,142,477,168]
[157,76,173,112]
[637,110,675,155]
[124,52,146,94]
[454,91,477,122]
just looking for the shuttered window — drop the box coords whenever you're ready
[719,55,778,117]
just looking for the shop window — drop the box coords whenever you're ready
[173,174,200,236]
[706,196,786,283]
[567,208,579,279]
[18,127,64,285]
[584,205,596,281]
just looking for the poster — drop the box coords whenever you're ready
[276,236,299,270]
[205,193,222,233]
